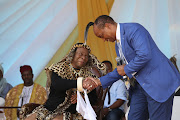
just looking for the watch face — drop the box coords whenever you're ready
[108,107,112,111]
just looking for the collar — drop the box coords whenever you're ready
[116,23,120,42]
[24,84,34,88]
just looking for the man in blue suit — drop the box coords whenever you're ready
[84,15,180,120]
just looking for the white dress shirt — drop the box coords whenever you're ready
[18,84,34,107]
[116,23,128,64]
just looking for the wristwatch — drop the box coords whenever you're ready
[107,107,112,111]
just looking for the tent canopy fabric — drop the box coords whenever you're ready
[0,0,179,87]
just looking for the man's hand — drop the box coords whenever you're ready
[102,108,109,118]
[117,64,126,76]
[82,77,101,91]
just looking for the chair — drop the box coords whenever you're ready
[93,86,108,120]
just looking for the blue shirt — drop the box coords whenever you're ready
[103,80,127,111]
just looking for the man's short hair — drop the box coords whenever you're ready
[94,15,115,29]
[102,60,112,68]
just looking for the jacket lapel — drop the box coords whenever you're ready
[115,42,120,57]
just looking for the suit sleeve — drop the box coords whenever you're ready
[124,24,152,78]
[100,68,122,89]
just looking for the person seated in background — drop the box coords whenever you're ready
[21,43,106,120]
[90,66,103,78]
[0,63,13,99]
[102,60,127,120]
[0,63,12,119]
[4,65,47,120]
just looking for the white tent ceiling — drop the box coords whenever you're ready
[0,0,180,86]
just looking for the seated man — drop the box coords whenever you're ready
[102,60,127,120]
[4,65,47,120]
[0,63,13,99]
[0,63,12,119]
[21,43,106,120]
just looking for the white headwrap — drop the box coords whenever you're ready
[0,78,7,94]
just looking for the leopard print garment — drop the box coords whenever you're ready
[20,43,106,120]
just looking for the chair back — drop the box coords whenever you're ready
[93,86,108,120]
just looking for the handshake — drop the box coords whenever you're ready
[78,77,101,92]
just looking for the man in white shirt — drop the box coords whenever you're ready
[102,61,127,120]
[4,65,47,120]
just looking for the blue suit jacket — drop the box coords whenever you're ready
[100,23,180,102]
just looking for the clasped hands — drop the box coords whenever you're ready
[82,64,126,91]
[82,77,101,91]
